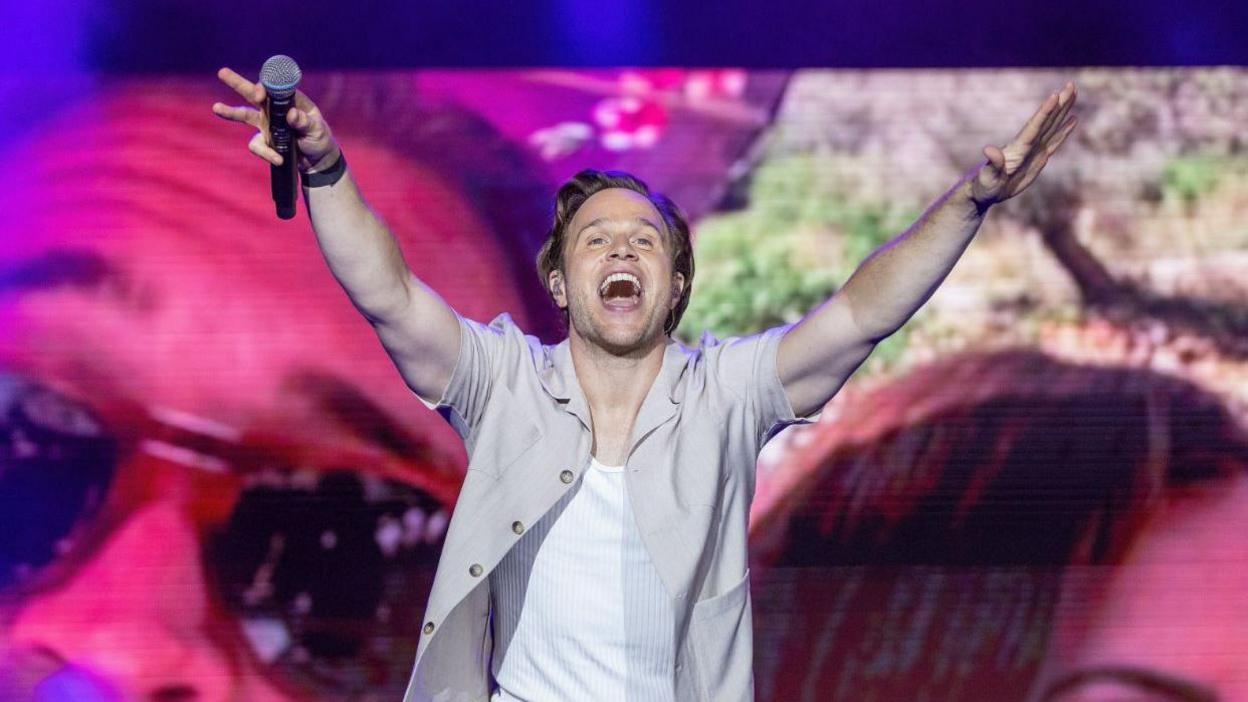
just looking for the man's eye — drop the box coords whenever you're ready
[634,237,654,248]
[587,236,607,246]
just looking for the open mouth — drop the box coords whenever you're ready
[0,373,455,695]
[598,272,643,310]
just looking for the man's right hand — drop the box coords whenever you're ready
[212,67,462,409]
[211,67,340,172]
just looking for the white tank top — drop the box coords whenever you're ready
[489,457,676,701]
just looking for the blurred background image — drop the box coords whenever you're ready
[1,2,1246,700]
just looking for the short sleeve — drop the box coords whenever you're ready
[417,312,526,441]
[704,324,819,448]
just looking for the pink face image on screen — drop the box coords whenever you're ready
[0,79,545,701]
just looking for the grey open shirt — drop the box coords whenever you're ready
[402,313,811,702]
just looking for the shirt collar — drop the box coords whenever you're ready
[539,337,693,407]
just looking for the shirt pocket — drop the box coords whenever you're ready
[688,568,753,702]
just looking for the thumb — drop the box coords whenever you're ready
[983,144,1005,171]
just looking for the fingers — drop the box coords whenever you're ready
[1014,91,1058,147]
[1060,81,1077,105]
[1015,118,1076,190]
[248,132,283,166]
[1017,82,1076,146]
[290,91,326,138]
[219,67,288,167]
[211,102,263,128]
[1002,82,1076,178]
[217,67,266,105]
[1033,98,1063,148]
[288,106,310,132]
[1014,148,1056,194]
[1045,115,1078,155]
[1036,83,1077,145]
[293,89,317,112]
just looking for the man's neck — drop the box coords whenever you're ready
[567,332,668,465]
[568,332,667,416]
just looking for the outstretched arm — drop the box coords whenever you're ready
[212,67,461,405]
[778,82,1079,417]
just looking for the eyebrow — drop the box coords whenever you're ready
[0,249,122,295]
[1040,665,1219,702]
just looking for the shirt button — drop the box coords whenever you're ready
[559,470,574,484]
[511,520,525,535]
[469,563,483,577]
[422,621,435,635]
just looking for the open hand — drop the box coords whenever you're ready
[971,82,1078,208]
[211,67,339,171]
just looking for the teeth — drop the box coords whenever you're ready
[598,272,641,297]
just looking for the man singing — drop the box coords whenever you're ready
[213,69,1077,701]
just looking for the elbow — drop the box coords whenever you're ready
[845,298,900,345]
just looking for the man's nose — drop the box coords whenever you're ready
[6,501,241,702]
[607,239,639,260]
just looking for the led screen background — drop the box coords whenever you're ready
[1,66,1246,700]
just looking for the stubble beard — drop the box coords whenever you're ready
[567,288,668,358]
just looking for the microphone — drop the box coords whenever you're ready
[259,55,302,220]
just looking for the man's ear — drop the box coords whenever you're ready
[670,272,685,308]
[549,270,567,309]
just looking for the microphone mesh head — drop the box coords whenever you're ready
[259,55,302,98]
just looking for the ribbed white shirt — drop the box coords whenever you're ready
[489,458,676,702]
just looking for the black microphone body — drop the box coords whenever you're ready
[259,55,303,220]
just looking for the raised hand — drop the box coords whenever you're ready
[211,67,340,171]
[971,82,1078,208]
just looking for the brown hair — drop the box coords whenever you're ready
[758,349,1248,566]
[535,170,695,336]
[750,350,1248,700]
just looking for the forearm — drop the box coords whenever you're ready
[839,172,987,339]
[304,165,415,323]
[303,153,460,402]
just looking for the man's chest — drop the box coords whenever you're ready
[587,412,638,466]
[419,391,755,651]
[461,370,750,552]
